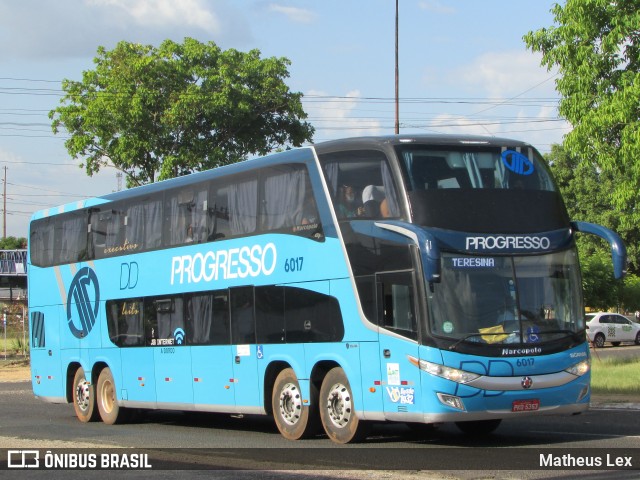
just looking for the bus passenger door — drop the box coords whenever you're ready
[376,272,422,418]
[230,287,261,411]
[150,297,193,406]
[191,291,235,409]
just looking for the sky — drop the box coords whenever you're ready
[0,0,568,239]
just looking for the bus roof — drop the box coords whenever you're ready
[312,134,533,155]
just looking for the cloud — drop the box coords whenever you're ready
[268,4,317,24]
[88,0,220,31]
[0,0,249,60]
[418,0,456,15]
[457,50,554,99]
[304,90,384,141]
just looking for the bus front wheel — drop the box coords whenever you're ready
[319,367,368,444]
[272,368,319,440]
[97,367,125,425]
[72,367,98,422]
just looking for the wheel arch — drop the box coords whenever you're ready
[65,362,82,403]
[263,360,292,416]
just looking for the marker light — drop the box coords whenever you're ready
[564,359,590,377]
[409,356,480,384]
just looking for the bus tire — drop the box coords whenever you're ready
[272,368,319,440]
[455,419,502,436]
[319,367,368,444]
[72,367,98,423]
[96,367,125,425]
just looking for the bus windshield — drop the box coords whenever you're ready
[397,145,556,192]
[429,250,584,346]
[396,145,567,233]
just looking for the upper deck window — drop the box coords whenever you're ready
[396,145,568,233]
[319,150,403,221]
[398,146,556,193]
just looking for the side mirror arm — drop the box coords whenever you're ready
[571,221,627,279]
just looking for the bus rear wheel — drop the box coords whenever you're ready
[72,367,98,422]
[272,368,319,440]
[319,367,368,444]
[97,367,126,425]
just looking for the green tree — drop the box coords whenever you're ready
[524,1,640,245]
[580,252,621,310]
[546,143,640,270]
[621,274,640,312]
[50,38,314,186]
[0,237,27,249]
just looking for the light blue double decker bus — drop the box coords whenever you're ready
[28,135,625,443]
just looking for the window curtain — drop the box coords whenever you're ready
[263,169,306,229]
[228,179,258,235]
[127,200,163,249]
[156,297,184,341]
[60,216,85,263]
[188,294,212,344]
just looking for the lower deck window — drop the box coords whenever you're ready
[106,285,344,347]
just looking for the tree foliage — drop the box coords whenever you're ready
[0,237,27,249]
[546,143,640,271]
[524,0,640,234]
[50,38,314,186]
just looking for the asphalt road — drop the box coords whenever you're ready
[1,380,640,479]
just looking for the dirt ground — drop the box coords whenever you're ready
[0,359,30,382]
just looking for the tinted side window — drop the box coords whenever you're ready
[145,296,185,346]
[186,291,230,345]
[377,271,418,341]
[256,286,285,344]
[30,217,55,267]
[54,211,88,265]
[106,298,145,347]
[319,150,402,220]
[165,185,209,246]
[90,206,127,259]
[285,287,344,343]
[231,287,255,344]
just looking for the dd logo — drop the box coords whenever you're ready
[501,150,534,176]
[67,267,100,339]
[120,262,139,290]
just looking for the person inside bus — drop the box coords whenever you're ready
[337,185,364,218]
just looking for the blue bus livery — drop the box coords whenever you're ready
[28,135,626,443]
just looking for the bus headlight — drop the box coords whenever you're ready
[564,359,590,377]
[409,356,480,384]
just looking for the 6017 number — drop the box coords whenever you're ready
[284,257,304,273]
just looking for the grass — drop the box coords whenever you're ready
[590,356,640,396]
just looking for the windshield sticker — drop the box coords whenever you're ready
[526,326,540,343]
[502,150,534,176]
[443,321,454,334]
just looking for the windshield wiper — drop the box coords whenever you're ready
[448,333,489,351]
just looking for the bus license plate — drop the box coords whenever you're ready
[512,399,540,412]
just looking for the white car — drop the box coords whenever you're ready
[585,312,640,348]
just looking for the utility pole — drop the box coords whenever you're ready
[395,0,400,134]
[2,166,6,239]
